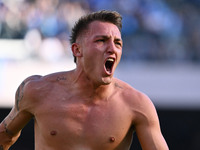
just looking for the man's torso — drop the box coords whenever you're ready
[26,72,135,150]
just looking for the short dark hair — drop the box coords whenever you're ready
[70,10,122,63]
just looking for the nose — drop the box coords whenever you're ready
[107,41,116,54]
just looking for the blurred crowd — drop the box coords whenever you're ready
[0,0,200,62]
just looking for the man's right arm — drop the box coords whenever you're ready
[0,75,41,150]
[0,107,25,150]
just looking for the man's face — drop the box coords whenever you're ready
[78,21,123,85]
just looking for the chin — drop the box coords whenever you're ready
[101,77,113,85]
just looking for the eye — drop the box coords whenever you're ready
[115,41,122,48]
[96,39,105,43]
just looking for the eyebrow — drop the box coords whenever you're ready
[94,35,122,42]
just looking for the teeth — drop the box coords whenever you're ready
[107,58,114,62]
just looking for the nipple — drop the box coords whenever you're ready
[50,130,57,136]
[109,137,115,142]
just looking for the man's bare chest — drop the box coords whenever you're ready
[33,96,134,149]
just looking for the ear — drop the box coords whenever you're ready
[71,43,82,57]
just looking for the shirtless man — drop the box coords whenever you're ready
[0,10,168,150]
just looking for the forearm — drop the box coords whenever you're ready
[0,121,21,150]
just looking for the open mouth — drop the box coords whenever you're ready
[105,58,115,74]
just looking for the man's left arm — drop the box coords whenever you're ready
[133,94,169,150]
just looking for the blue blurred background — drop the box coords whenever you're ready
[0,0,200,149]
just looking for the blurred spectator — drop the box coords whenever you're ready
[38,37,65,62]
[0,0,199,62]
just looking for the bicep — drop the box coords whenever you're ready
[15,75,41,111]
[2,75,39,136]
[135,118,168,150]
[0,75,40,148]
[133,95,168,150]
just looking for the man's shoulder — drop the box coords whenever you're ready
[24,75,42,83]
[23,71,69,92]
[14,75,43,111]
[20,75,42,93]
[25,70,71,83]
[113,78,140,95]
[114,78,152,108]
[16,71,71,109]
[114,78,157,122]
[25,70,74,93]
[18,75,43,100]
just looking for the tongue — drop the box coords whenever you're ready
[106,67,111,73]
[105,61,112,73]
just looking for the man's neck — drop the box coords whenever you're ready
[70,69,114,102]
